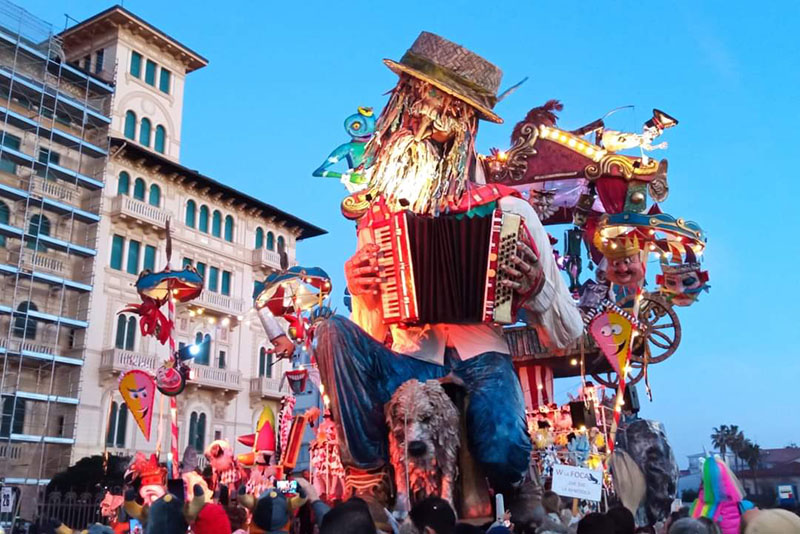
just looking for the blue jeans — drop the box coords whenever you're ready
[313,315,531,488]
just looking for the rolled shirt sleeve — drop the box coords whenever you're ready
[498,196,584,348]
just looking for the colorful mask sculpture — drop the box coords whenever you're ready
[594,232,645,288]
[119,370,156,440]
[585,301,638,379]
[656,248,709,306]
[125,453,166,504]
[238,406,276,467]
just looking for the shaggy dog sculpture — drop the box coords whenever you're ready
[385,379,460,508]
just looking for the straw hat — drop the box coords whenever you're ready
[384,31,504,123]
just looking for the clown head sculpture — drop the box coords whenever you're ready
[594,233,645,288]
[125,453,166,504]
[657,248,709,306]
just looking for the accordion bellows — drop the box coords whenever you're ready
[371,208,521,325]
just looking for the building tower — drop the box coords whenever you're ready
[57,6,324,474]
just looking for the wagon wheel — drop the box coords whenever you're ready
[617,293,681,364]
[590,359,645,389]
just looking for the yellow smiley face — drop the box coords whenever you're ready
[590,311,633,374]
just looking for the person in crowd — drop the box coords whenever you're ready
[742,508,800,534]
[576,512,615,534]
[536,491,567,534]
[607,506,636,534]
[635,526,656,533]
[408,497,457,534]
[695,517,719,534]
[320,497,376,534]
[667,517,716,534]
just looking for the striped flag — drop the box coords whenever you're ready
[516,364,554,413]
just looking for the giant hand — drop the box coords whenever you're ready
[500,232,546,302]
[345,244,381,298]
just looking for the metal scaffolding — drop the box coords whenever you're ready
[0,0,112,523]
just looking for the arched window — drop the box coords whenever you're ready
[139,118,151,147]
[255,227,264,249]
[266,231,275,251]
[189,411,206,451]
[198,205,209,233]
[148,184,161,207]
[124,110,136,140]
[133,178,146,201]
[224,215,234,242]
[185,200,196,227]
[26,214,50,251]
[106,401,128,448]
[258,347,273,378]
[117,171,130,196]
[115,314,137,350]
[0,201,8,248]
[277,235,285,252]
[13,301,38,339]
[154,125,166,154]
[211,210,222,238]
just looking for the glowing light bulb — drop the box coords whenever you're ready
[189,344,200,356]
[570,358,578,366]
[208,317,216,325]
[221,317,230,327]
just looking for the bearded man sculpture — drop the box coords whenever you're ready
[314,32,583,502]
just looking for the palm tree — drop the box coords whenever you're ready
[729,428,746,472]
[739,440,763,496]
[711,425,731,457]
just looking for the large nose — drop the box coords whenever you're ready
[408,440,427,457]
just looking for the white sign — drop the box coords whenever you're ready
[1,486,14,513]
[551,464,604,502]
[778,484,795,500]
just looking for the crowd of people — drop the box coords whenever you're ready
[290,486,800,534]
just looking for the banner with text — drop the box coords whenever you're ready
[551,464,603,502]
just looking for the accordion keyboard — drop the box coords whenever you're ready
[373,222,402,322]
[492,213,522,324]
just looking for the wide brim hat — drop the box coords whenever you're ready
[384,31,504,123]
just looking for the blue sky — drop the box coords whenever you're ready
[27,0,800,465]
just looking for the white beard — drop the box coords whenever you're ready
[365,132,443,215]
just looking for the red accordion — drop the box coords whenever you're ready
[368,204,522,325]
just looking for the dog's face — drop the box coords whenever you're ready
[386,380,460,481]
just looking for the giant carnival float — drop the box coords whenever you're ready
[96,31,739,534]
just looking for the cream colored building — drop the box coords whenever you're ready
[59,7,325,466]
[0,3,324,514]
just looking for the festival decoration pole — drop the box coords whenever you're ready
[165,219,179,479]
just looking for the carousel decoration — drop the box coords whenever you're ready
[117,220,204,479]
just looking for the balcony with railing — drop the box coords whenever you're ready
[99,348,243,391]
[188,363,243,392]
[1,245,93,289]
[249,375,289,400]
[109,195,169,231]
[0,335,83,365]
[195,290,248,316]
[251,248,283,271]
[99,348,158,374]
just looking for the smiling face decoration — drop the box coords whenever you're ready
[119,370,156,440]
[587,307,637,378]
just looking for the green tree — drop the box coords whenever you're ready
[739,440,763,496]
[711,425,732,457]
[729,427,746,472]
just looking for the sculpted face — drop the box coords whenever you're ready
[658,268,709,306]
[605,253,645,288]
[119,370,156,440]
[589,311,634,375]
